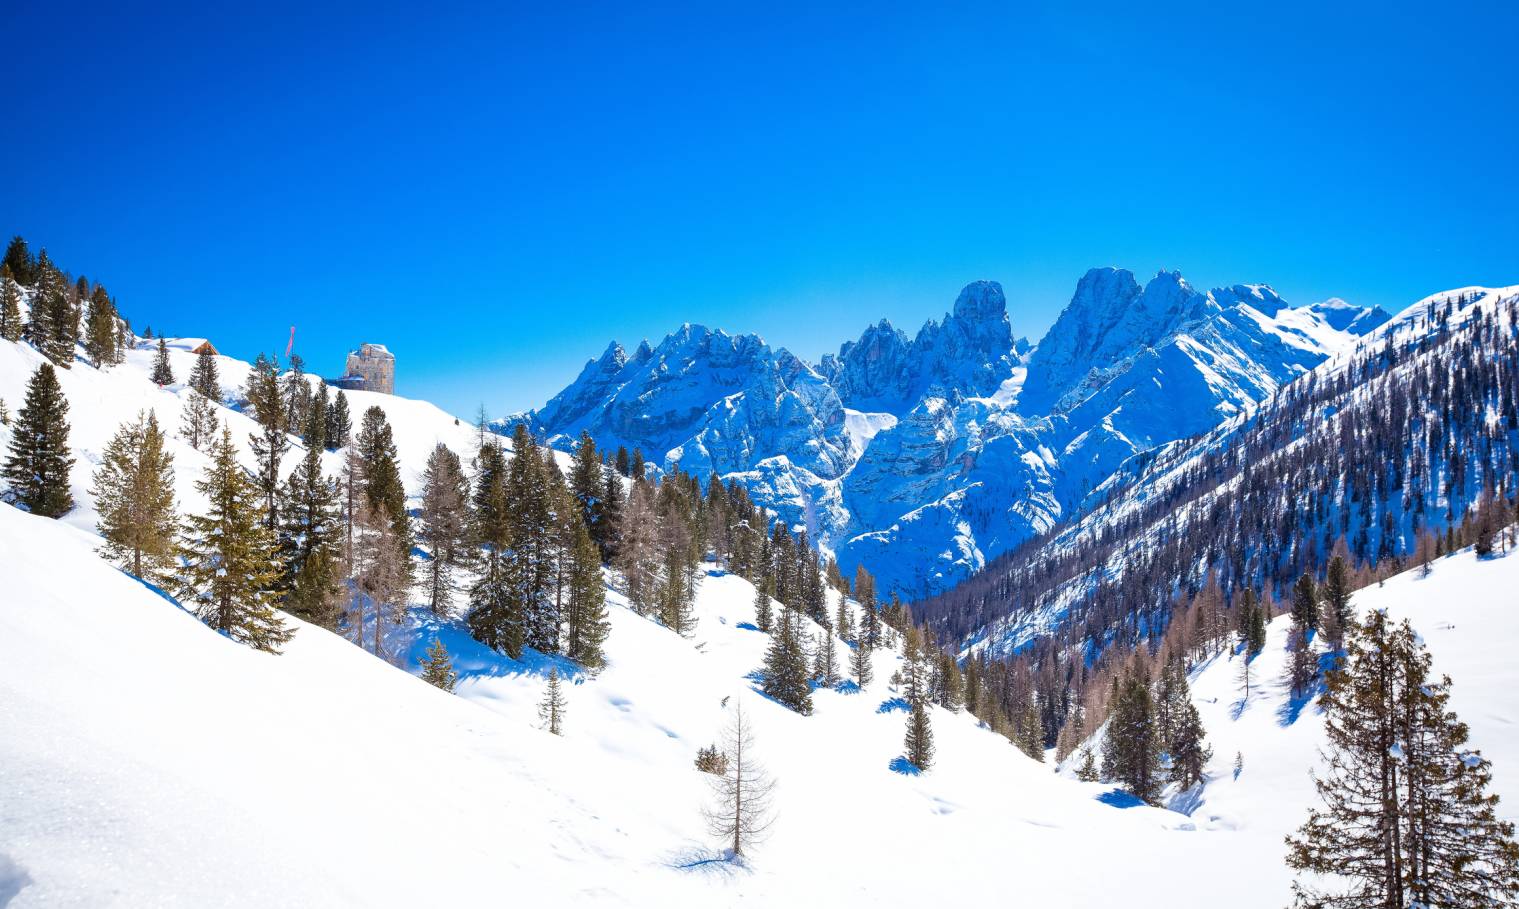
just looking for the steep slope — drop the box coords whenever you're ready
[520,270,1384,599]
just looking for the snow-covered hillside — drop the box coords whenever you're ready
[4,315,1518,907]
[6,483,1519,907]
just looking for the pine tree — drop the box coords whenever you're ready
[812,630,840,688]
[569,431,609,550]
[276,442,342,626]
[356,406,406,539]
[564,520,610,670]
[1102,671,1161,803]
[694,744,729,776]
[1291,571,1319,635]
[752,576,774,632]
[1285,626,1317,700]
[3,363,74,517]
[1322,554,1353,647]
[850,639,874,690]
[91,410,177,583]
[0,398,9,425]
[904,702,935,772]
[0,264,23,342]
[188,345,221,402]
[178,428,292,653]
[327,389,352,449]
[761,608,813,715]
[538,667,567,735]
[1169,700,1211,789]
[25,258,74,367]
[83,288,117,368]
[150,338,174,385]
[1287,611,1519,907]
[420,638,458,692]
[703,701,774,858]
[179,390,219,451]
[1074,748,1099,781]
[282,354,311,432]
[504,424,554,654]
[418,442,469,614]
[2,236,34,285]
[834,596,855,644]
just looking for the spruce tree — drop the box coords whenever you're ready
[569,431,608,549]
[420,638,458,692]
[812,630,840,688]
[752,576,774,632]
[761,608,813,715]
[1322,554,1353,647]
[91,410,177,583]
[3,363,74,517]
[564,520,611,670]
[0,264,23,342]
[504,424,553,653]
[418,442,469,614]
[1102,671,1161,803]
[276,442,342,626]
[356,406,406,540]
[1291,571,1319,634]
[188,346,221,402]
[538,667,567,735]
[1075,748,1100,782]
[151,337,174,385]
[178,427,292,653]
[904,702,935,772]
[179,390,219,451]
[1169,700,1211,789]
[850,639,873,690]
[83,288,117,368]
[2,236,34,285]
[327,390,352,449]
[1287,611,1519,907]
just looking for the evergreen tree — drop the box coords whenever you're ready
[2,363,74,517]
[761,608,813,715]
[1074,748,1100,781]
[1322,554,1353,647]
[538,667,567,735]
[91,410,177,583]
[420,638,458,692]
[0,398,9,425]
[276,442,342,626]
[418,442,470,614]
[188,345,221,402]
[1291,571,1319,634]
[304,381,330,450]
[504,424,554,653]
[850,639,873,690]
[569,431,609,551]
[1285,626,1317,700]
[25,259,74,367]
[904,702,935,772]
[150,338,174,385]
[630,447,645,481]
[327,389,352,449]
[812,630,840,688]
[834,596,855,644]
[694,744,728,776]
[178,428,292,653]
[598,466,623,562]
[245,354,289,533]
[2,236,35,285]
[614,445,630,477]
[179,390,219,451]
[281,354,311,431]
[83,288,117,368]
[1102,671,1162,803]
[752,576,774,632]
[0,264,23,342]
[356,405,407,539]
[1169,700,1211,789]
[563,519,611,669]
[1287,611,1519,907]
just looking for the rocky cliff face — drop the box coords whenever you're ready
[518,269,1390,598]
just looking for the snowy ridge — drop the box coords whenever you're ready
[518,269,1385,598]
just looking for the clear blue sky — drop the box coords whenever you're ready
[5,2,1516,416]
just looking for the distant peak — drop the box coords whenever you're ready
[952,280,1007,321]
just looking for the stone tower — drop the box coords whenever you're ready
[343,343,395,394]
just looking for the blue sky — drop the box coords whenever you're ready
[4,2,1516,416]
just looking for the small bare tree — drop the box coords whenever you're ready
[703,701,774,858]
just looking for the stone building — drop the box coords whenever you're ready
[335,342,395,394]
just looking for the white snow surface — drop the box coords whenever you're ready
[4,329,1518,907]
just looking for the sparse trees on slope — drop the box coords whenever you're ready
[703,701,774,858]
[178,427,292,653]
[420,638,458,692]
[3,363,74,517]
[1287,610,1519,908]
[91,410,177,583]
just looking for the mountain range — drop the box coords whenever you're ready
[515,267,1391,597]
